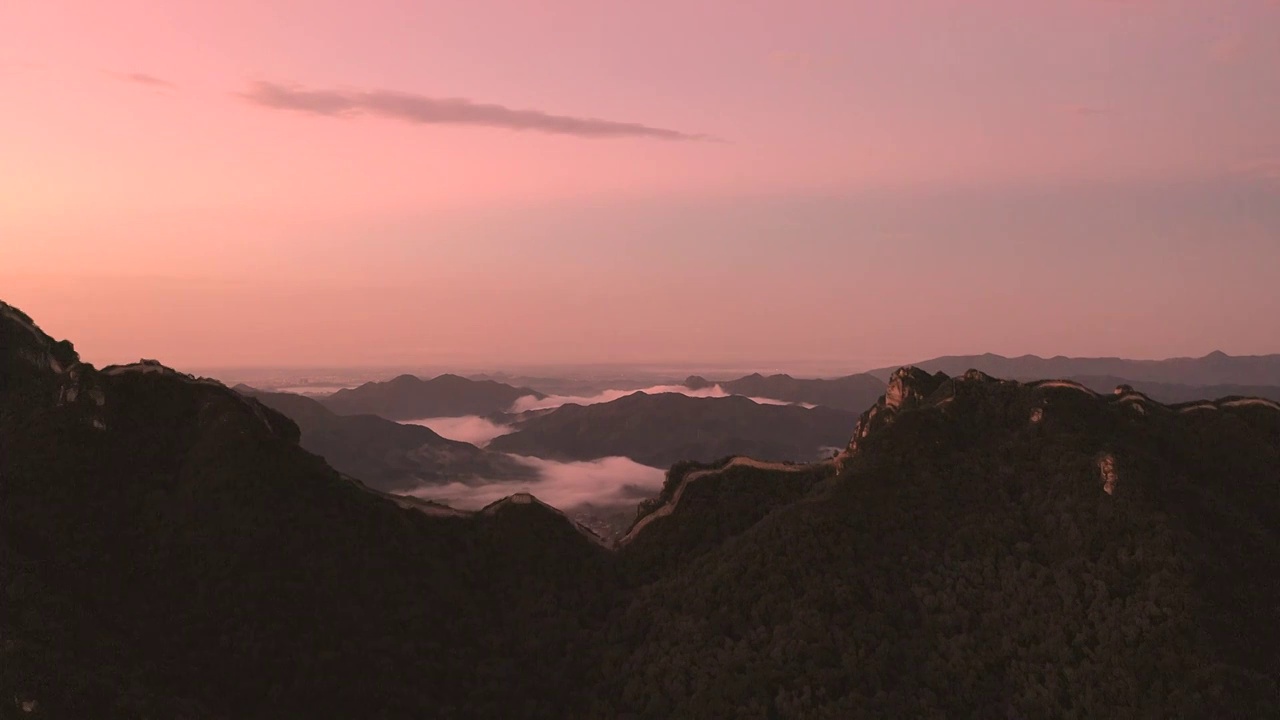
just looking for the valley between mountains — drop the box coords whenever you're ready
[3,299,1278,718]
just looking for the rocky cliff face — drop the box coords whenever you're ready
[3,301,301,443]
[2,303,110,434]
[840,364,1280,503]
[0,303,79,374]
[848,367,1113,457]
[845,366,950,455]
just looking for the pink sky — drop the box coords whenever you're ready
[3,0,1279,369]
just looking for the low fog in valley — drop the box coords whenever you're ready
[406,455,665,511]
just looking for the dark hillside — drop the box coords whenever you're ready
[3,300,1277,718]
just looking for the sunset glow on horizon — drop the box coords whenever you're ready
[4,0,1279,369]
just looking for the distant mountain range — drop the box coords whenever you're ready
[246,354,1280,425]
[468,372,662,397]
[489,391,856,467]
[244,385,858,483]
[869,351,1280,386]
[322,373,543,419]
[684,371,886,412]
[4,298,1277,717]
[1064,375,1280,404]
[239,388,534,491]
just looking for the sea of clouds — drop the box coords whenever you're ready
[398,383,815,512]
[402,383,813,449]
[405,455,665,511]
[402,415,516,445]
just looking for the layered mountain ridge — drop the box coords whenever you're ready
[238,387,536,491]
[682,372,886,412]
[869,351,1280,386]
[3,299,1278,717]
[323,373,545,420]
[487,391,856,467]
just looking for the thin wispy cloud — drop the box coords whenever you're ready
[1060,103,1107,118]
[1236,157,1280,182]
[239,81,712,141]
[115,72,177,90]
[767,50,832,73]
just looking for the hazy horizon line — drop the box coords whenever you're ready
[178,348,1280,381]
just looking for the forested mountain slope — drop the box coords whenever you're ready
[488,391,856,466]
[597,369,1280,718]
[323,373,544,420]
[0,301,608,718]
[240,387,534,490]
[3,300,1277,718]
[683,372,886,411]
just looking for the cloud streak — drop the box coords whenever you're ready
[1061,103,1106,117]
[116,72,177,90]
[1236,157,1280,182]
[240,81,711,141]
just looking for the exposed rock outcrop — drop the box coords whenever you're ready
[847,366,950,454]
[1,302,79,377]
[1098,453,1119,495]
[835,364,1279,501]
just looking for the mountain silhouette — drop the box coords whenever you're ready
[3,299,1277,717]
